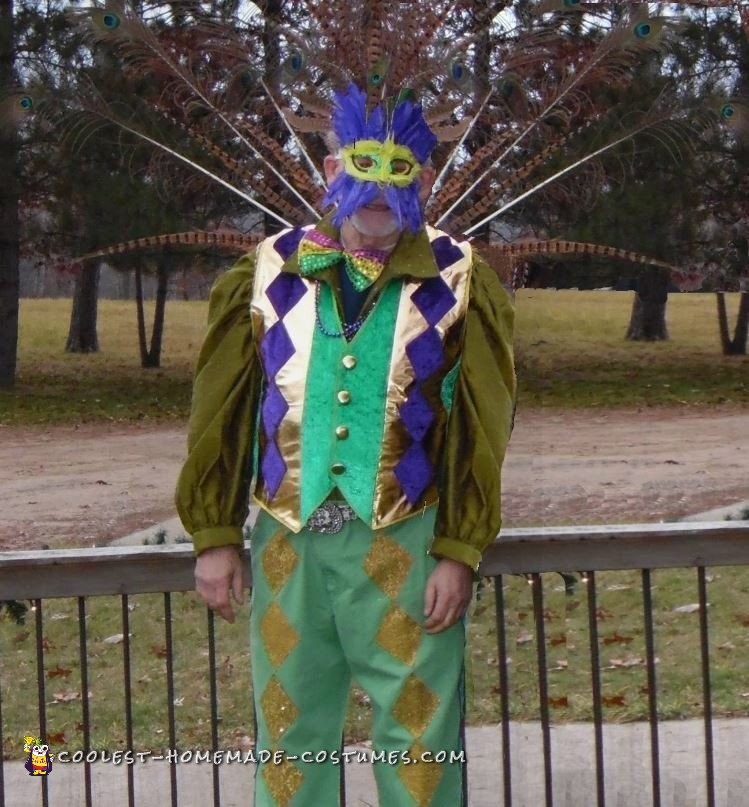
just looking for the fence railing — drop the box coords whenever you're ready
[2,519,749,807]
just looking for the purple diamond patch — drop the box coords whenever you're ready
[399,386,434,441]
[406,327,444,380]
[261,441,287,500]
[266,272,307,318]
[260,321,295,378]
[274,228,306,261]
[394,442,434,504]
[411,276,457,326]
[431,236,464,271]
[261,384,289,437]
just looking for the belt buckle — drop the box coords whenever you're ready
[306,502,345,534]
[306,502,357,534]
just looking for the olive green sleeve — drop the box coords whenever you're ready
[431,257,517,572]
[175,252,261,555]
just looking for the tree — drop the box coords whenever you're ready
[626,270,671,341]
[65,263,100,352]
[0,0,19,388]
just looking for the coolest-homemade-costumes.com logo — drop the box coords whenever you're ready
[23,735,54,776]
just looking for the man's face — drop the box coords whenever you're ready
[323,154,436,237]
[350,190,402,238]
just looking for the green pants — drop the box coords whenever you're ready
[249,507,466,807]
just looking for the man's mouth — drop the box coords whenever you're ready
[363,202,391,212]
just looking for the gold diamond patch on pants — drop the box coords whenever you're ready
[262,530,300,594]
[392,674,440,738]
[376,603,422,666]
[363,535,413,599]
[260,602,299,667]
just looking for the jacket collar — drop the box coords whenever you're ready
[280,212,440,282]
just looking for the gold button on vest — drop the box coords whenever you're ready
[335,426,349,440]
[337,390,351,404]
[342,355,357,369]
[330,462,346,475]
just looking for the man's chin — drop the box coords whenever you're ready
[349,208,402,239]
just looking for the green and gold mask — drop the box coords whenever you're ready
[340,138,422,188]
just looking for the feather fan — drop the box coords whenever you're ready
[7,0,745,272]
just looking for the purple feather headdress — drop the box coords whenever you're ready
[323,85,437,233]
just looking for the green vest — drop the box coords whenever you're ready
[250,224,473,533]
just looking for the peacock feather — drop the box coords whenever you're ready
[7,0,746,276]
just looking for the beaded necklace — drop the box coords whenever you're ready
[314,280,378,340]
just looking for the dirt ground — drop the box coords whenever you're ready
[1,406,747,552]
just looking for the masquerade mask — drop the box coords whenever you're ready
[340,139,422,188]
[322,85,437,233]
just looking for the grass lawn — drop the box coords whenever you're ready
[0,290,747,424]
[4,566,749,757]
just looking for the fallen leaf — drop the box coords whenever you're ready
[95,480,110,485]
[353,689,371,707]
[103,633,125,644]
[151,644,168,658]
[515,630,533,645]
[517,611,528,621]
[602,632,634,646]
[237,735,253,751]
[673,604,707,614]
[47,665,72,679]
[41,638,56,650]
[608,654,646,669]
[550,634,567,646]
[13,631,29,644]
[550,659,568,671]
[602,695,627,707]
[547,696,569,708]
[47,732,66,744]
[718,642,735,652]
[51,690,82,704]
[595,608,613,621]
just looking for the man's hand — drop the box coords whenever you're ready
[423,558,474,634]
[195,545,245,623]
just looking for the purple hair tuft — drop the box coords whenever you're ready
[325,84,435,232]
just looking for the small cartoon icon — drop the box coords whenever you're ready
[23,735,54,776]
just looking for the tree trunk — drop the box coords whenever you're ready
[716,291,749,356]
[65,263,100,352]
[625,271,669,341]
[134,264,149,366]
[144,260,169,368]
[134,262,170,368]
[0,0,19,389]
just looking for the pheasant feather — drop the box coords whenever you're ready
[7,0,741,275]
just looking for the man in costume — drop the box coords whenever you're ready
[176,84,516,806]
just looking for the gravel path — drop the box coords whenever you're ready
[1,405,747,551]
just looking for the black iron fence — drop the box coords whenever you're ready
[2,520,749,807]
